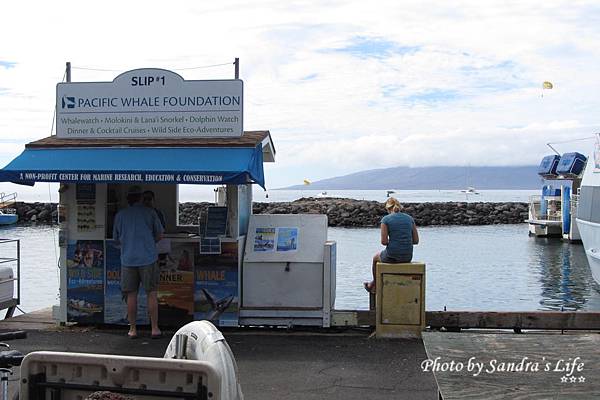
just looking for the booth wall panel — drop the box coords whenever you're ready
[242,261,324,308]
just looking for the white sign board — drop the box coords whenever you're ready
[56,68,243,138]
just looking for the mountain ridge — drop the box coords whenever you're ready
[282,166,541,190]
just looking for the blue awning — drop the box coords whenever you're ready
[0,145,265,188]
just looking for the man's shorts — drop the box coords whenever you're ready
[121,262,159,293]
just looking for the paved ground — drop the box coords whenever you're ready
[2,326,438,399]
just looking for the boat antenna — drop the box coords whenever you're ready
[546,136,596,155]
[546,143,560,156]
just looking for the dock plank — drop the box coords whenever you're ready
[347,310,600,330]
[0,307,56,331]
[422,332,600,399]
[427,311,600,330]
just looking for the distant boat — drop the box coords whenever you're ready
[0,210,18,225]
[316,191,328,198]
[0,192,18,225]
[460,187,479,195]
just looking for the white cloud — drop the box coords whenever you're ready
[1,0,600,191]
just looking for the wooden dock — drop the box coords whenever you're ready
[355,304,600,330]
[4,308,600,332]
[423,331,600,399]
[0,307,56,331]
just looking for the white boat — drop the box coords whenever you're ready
[460,187,479,194]
[0,192,18,225]
[316,191,328,198]
[527,153,584,239]
[576,136,600,285]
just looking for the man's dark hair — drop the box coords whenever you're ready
[127,192,142,206]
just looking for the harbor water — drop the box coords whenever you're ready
[1,222,599,315]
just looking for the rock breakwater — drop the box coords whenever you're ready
[12,202,57,224]
[181,198,529,227]
[11,199,529,227]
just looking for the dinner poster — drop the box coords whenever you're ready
[194,241,239,326]
[66,240,104,323]
[158,242,195,326]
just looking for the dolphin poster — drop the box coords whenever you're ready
[66,240,104,323]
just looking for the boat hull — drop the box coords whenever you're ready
[0,214,18,225]
[576,218,600,284]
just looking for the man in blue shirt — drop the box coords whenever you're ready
[113,185,164,339]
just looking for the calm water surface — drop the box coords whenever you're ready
[331,224,600,311]
[0,224,598,315]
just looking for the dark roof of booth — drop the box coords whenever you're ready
[0,131,274,188]
[26,130,273,150]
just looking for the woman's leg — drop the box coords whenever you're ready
[370,252,381,290]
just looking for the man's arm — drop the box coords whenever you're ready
[112,213,121,246]
[152,212,164,243]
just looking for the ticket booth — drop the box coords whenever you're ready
[0,68,284,328]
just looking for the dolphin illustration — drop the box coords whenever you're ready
[201,288,234,321]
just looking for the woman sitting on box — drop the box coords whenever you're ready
[364,197,419,293]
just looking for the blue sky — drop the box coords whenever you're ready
[0,0,599,198]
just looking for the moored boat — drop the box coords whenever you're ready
[576,135,600,284]
[0,210,18,225]
[0,192,18,225]
[528,153,585,240]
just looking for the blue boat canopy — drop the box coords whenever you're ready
[0,145,265,188]
[537,154,560,177]
[556,152,586,176]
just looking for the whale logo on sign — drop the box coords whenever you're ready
[61,96,75,109]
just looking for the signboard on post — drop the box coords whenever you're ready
[56,68,243,138]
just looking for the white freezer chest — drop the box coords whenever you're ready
[0,266,15,303]
[241,214,336,327]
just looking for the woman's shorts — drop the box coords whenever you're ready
[380,249,412,264]
[121,262,159,293]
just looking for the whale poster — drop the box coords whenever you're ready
[194,241,239,326]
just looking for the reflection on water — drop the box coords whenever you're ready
[0,224,599,314]
[531,238,600,311]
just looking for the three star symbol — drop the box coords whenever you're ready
[561,375,585,383]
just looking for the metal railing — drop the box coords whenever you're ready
[529,195,542,220]
[571,194,579,219]
[528,195,562,221]
[0,193,17,210]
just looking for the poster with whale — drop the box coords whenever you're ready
[194,241,239,326]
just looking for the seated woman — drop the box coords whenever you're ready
[364,197,419,293]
